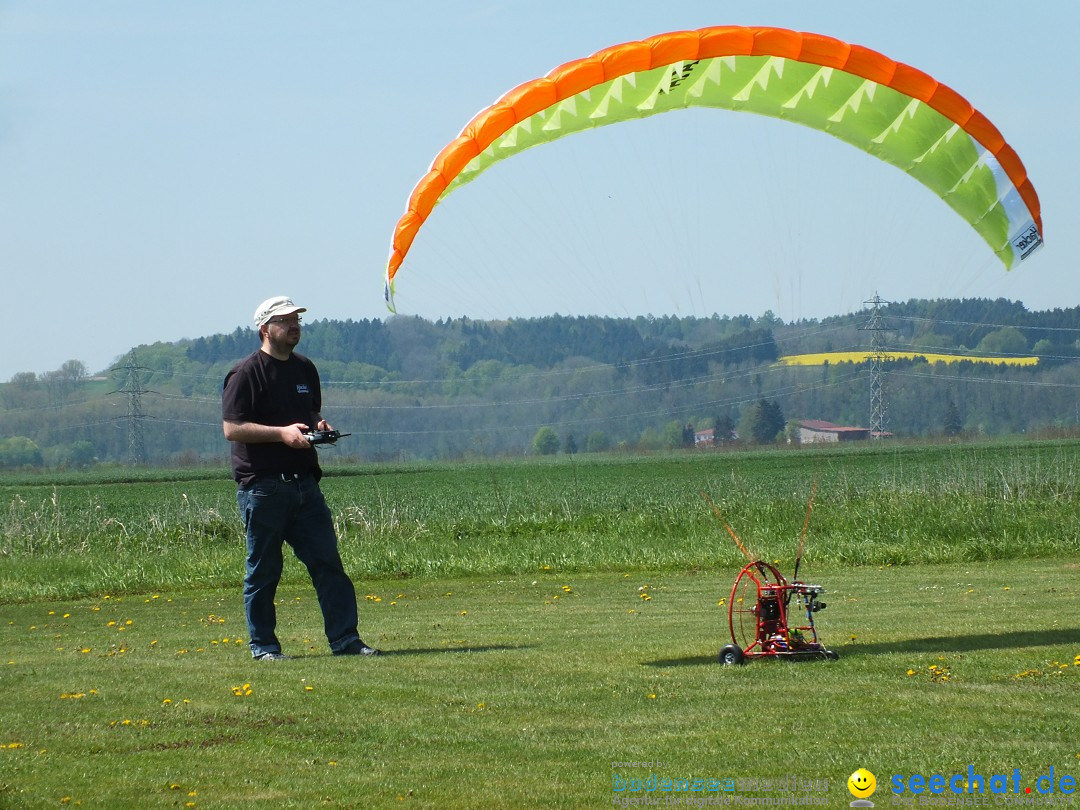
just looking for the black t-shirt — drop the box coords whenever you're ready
[222,350,323,487]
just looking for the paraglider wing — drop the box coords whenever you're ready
[385,25,1042,310]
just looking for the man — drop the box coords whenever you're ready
[222,295,380,660]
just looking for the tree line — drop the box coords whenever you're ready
[2,299,1079,468]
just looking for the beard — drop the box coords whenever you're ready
[266,328,301,355]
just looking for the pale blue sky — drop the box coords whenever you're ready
[1,1,1075,380]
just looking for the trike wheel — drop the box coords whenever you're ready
[718,643,746,666]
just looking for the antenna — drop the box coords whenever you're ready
[793,480,818,582]
[700,491,757,563]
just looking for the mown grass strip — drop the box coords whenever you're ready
[0,560,1077,807]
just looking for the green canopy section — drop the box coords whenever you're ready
[445,55,1019,267]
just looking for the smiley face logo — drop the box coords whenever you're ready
[847,768,876,798]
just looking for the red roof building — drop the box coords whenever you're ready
[795,419,872,443]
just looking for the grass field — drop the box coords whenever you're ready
[1,440,1079,807]
[4,440,1080,603]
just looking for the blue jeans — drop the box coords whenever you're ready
[236,475,360,657]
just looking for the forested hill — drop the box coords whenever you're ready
[2,298,1080,467]
[181,298,1080,374]
[182,314,781,373]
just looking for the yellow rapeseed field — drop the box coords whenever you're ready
[779,351,1038,367]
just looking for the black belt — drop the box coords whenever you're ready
[274,472,305,482]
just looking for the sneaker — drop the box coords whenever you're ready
[333,639,382,657]
[254,651,290,662]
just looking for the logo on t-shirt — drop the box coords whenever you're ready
[296,384,310,395]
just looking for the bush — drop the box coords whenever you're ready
[0,436,43,469]
[531,426,560,455]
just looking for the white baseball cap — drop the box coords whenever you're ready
[254,296,307,327]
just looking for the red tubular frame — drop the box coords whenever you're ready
[728,560,828,659]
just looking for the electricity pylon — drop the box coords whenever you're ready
[859,293,890,438]
[115,350,148,464]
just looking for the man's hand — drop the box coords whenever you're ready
[281,423,314,448]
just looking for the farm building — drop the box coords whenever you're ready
[794,419,872,443]
[693,427,738,446]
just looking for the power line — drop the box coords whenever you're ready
[890,314,1080,334]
